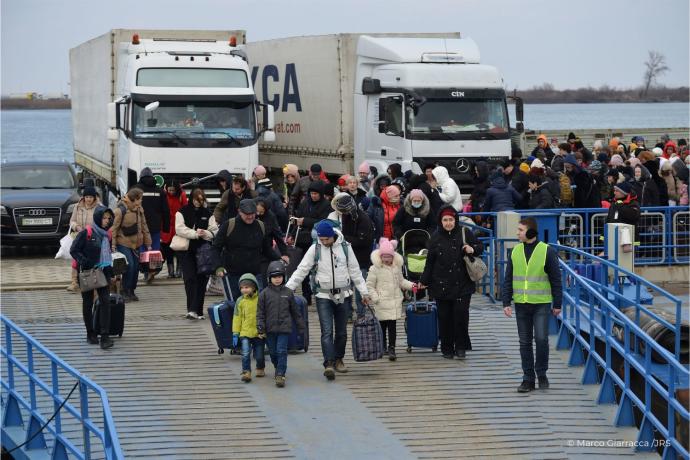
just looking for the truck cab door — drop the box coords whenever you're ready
[366,94,407,165]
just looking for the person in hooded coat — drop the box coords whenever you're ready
[255,197,290,287]
[659,161,682,205]
[420,205,483,359]
[216,169,233,197]
[256,178,288,231]
[632,164,660,207]
[563,154,600,208]
[67,186,102,292]
[527,175,555,209]
[483,168,521,212]
[160,180,188,278]
[530,134,555,166]
[408,173,442,218]
[70,206,116,349]
[134,168,170,257]
[393,188,436,241]
[469,161,491,212]
[432,166,463,211]
[282,164,300,207]
[369,173,392,199]
[639,154,669,206]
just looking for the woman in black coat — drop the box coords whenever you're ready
[392,189,436,247]
[255,197,289,286]
[70,206,115,349]
[420,205,483,359]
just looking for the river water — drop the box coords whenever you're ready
[1,103,688,163]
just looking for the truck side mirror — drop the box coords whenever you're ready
[362,78,382,94]
[260,104,276,142]
[263,131,276,142]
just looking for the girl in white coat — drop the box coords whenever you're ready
[366,238,415,360]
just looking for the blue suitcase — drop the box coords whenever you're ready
[207,276,237,355]
[287,295,309,353]
[405,295,439,353]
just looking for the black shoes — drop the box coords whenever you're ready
[100,336,114,350]
[442,353,454,360]
[388,348,397,361]
[86,335,99,345]
[455,350,466,359]
[517,380,535,393]
[538,376,550,389]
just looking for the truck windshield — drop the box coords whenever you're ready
[406,99,509,140]
[132,99,256,147]
[1,166,75,189]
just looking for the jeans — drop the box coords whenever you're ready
[241,337,266,372]
[315,296,350,367]
[117,245,140,292]
[515,303,551,382]
[266,333,289,376]
[227,274,264,302]
[437,296,472,355]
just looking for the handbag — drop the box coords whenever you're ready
[351,306,384,362]
[170,234,189,251]
[79,267,108,292]
[195,242,220,276]
[461,228,487,282]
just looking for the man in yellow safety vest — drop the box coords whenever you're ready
[503,217,563,393]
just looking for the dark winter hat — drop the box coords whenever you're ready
[500,158,514,169]
[597,153,609,164]
[323,183,336,198]
[256,178,273,189]
[567,132,577,142]
[614,181,632,195]
[563,154,578,166]
[82,186,97,197]
[489,168,503,182]
[310,163,323,174]
[333,193,357,214]
[267,260,286,279]
[315,220,335,238]
[587,160,604,173]
[308,180,325,195]
[140,167,153,178]
[238,199,257,214]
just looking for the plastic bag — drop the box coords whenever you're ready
[55,233,74,261]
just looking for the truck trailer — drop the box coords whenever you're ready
[70,29,275,205]
[247,33,522,186]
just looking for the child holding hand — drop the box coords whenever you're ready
[232,274,265,382]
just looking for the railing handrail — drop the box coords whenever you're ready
[1,314,123,459]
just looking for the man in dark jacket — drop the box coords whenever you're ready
[606,181,641,240]
[135,168,170,252]
[483,168,521,212]
[257,260,305,387]
[289,163,325,215]
[256,178,288,231]
[420,205,483,359]
[503,217,562,392]
[527,175,556,209]
[563,154,600,208]
[213,176,254,225]
[214,199,278,300]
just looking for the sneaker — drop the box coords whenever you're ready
[86,335,99,345]
[455,350,466,359]
[517,381,535,393]
[187,311,199,320]
[66,283,78,293]
[538,376,550,389]
[197,315,205,320]
[388,348,397,361]
[275,375,286,387]
[100,336,114,350]
[256,368,265,378]
[241,371,252,383]
[442,353,454,360]
[323,365,336,381]
[334,359,348,373]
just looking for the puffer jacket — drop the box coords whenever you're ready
[528,183,556,209]
[257,274,305,334]
[285,230,368,300]
[392,193,436,240]
[432,166,463,211]
[232,274,260,338]
[380,190,400,240]
[111,196,152,251]
[366,251,414,321]
[327,207,375,270]
[420,205,483,300]
[483,175,521,212]
[69,196,101,234]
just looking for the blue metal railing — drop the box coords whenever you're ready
[1,315,123,460]
[495,237,688,457]
[463,205,689,266]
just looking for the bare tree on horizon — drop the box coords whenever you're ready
[641,50,669,98]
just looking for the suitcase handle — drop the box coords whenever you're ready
[220,275,234,303]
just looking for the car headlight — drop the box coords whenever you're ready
[66,203,76,214]
[0,205,7,216]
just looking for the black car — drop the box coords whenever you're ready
[1,161,80,245]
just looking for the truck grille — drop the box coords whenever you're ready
[13,207,62,234]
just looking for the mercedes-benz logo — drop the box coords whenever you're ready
[455,158,470,173]
[28,209,47,216]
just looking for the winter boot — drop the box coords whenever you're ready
[100,335,114,350]
[275,375,286,387]
[388,347,397,361]
[166,262,175,278]
[241,371,252,383]
[66,268,79,293]
[256,368,265,378]
[323,363,336,381]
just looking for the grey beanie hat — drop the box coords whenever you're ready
[239,199,257,214]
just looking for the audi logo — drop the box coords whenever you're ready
[28,209,47,216]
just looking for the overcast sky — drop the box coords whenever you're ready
[2,0,688,95]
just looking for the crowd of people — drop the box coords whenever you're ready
[68,133,687,388]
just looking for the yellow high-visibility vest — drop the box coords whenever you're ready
[511,242,553,304]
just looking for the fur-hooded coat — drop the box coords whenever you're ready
[366,250,414,321]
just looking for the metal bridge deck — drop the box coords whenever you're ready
[0,257,660,459]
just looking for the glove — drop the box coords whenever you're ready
[257,332,266,340]
[412,284,418,294]
[216,267,227,277]
[232,334,239,348]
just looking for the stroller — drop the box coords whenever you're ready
[400,229,431,283]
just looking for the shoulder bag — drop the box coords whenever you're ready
[461,228,488,282]
[170,234,189,251]
[79,267,108,292]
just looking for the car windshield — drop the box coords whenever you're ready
[407,98,509,138]
[1,166,75,189]
[132,99,256,142]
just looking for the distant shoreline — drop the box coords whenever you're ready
[2,99,71,110]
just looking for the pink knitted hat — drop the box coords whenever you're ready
[385,185,400,199]
[378,238,398,256]
[408,189,425,200]
[358,161,370,174]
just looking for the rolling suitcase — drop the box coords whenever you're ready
[284,218,304,280]
[287,294,309,353]
[207,276,237,355]
[93,293,126,337]
[405,293,439,353]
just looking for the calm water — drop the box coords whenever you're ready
[1,103,689,163]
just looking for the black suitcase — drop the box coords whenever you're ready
[93,293,126,337]
[284,219,304,280]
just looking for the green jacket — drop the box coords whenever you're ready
[232,274,259,338]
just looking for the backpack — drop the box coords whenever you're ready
[117,203,139,236]
[309,220,350,291]
[558,173,574,207]
[226,217,265,237]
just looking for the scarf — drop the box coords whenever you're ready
[90,223,113,267]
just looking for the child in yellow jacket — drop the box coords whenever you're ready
[232,273,265,382]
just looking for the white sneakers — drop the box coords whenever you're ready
[185,312,205,320]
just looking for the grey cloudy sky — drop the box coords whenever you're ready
[2,0,688,95]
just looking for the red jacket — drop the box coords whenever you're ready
[380,190,401,240]
[161,191,188,244]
